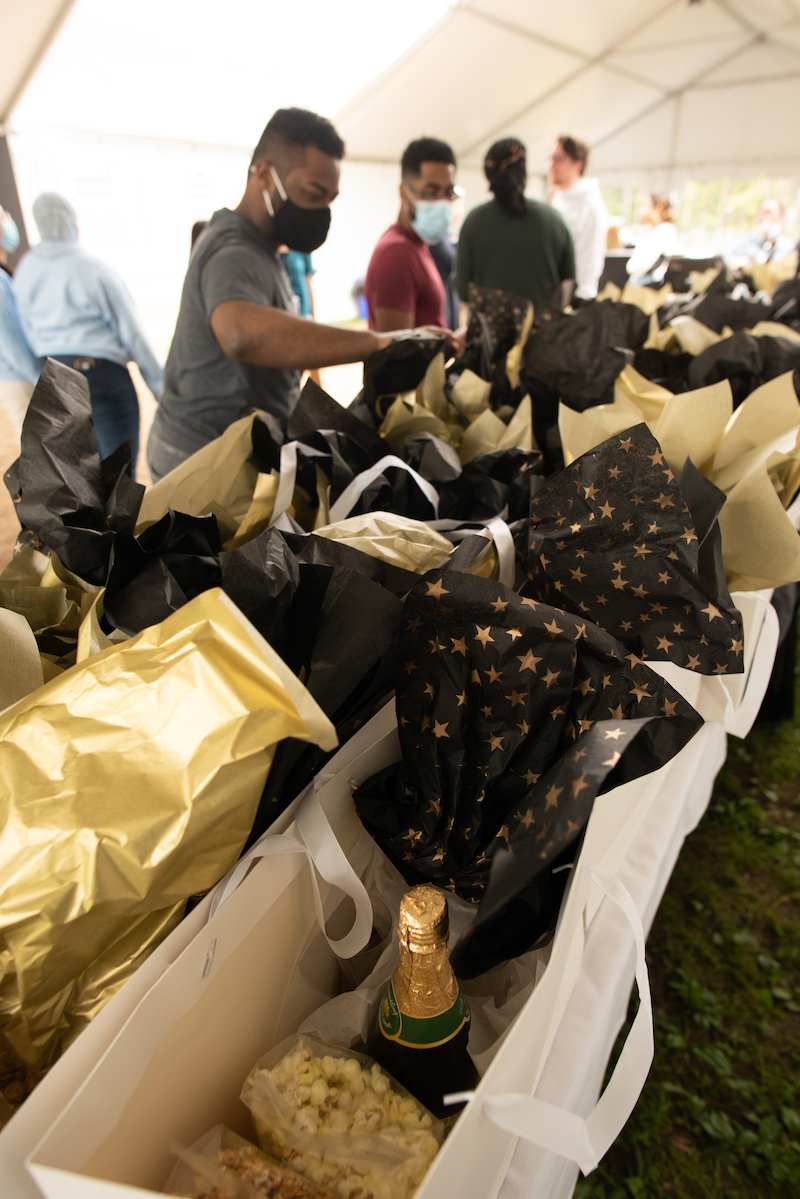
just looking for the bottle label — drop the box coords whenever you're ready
[378,981,470,1048]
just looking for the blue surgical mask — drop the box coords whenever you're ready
[407,191,452,244]
[0,212,20,254]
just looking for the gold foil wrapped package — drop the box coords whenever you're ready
[0,587,336,1066]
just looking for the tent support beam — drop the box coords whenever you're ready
[0,134,29,268]
[0,0,78,125]
[456,0,685,159]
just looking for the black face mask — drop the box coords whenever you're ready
[263,165,331,254]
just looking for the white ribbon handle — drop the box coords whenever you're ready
[328,455,440,523]
[269,440,300,527]
[458,865,653,1176]
[207,784,373,959]
[429,515,516,589]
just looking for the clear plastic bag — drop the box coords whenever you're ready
[240,1035,443,1199]
[163,1123,333,1198]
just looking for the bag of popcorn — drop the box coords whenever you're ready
[240,1036,443,1199]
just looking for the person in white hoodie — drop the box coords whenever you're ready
[548,135,608,302]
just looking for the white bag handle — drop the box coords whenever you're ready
[207,783,373,959]
[328,455,440,523]
[447,865,653,1176]
[429,515,516,589]
[269,440,300,527]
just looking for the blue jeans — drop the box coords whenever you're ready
[52,356,140,474]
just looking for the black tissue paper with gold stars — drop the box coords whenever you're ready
[353,564,702,976]
[514,423,743,676]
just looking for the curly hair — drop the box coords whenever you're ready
[484,138,527,216]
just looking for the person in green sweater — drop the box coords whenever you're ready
[455,137,575,313]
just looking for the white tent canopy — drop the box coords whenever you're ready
[336,0,800,186]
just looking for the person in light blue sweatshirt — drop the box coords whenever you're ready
[0,208,41,442]
[14,193,163,474]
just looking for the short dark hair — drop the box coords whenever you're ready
[251,108,345,168]
[558,134,590,174]
[401,137,456,178]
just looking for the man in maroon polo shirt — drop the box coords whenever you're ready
[365,137,457,332]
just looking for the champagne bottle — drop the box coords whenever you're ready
[367,884,478,1120]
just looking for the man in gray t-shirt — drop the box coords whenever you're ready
[148,107,459,482]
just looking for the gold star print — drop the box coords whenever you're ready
[425,579,449,599]
[470,669,481,684]
[491,597,509,613]
[402,661,417,675]
[622,519,633,533]
[570,522,582,533]
[655,493,675,510]
[481,704,492,718]
[520,809,536,829]
[687,655,701,670]
[648,522,661,534]
[540,554,550,568]
[648,449,664,466]
[574,677,594,696]
[584,484,599,500]
[573,748,586,761]
[713,663,728,675]
[613,576,627,591]
[432,847,445,863]
[661,699,678,716]
[507,627,522,641]
[631,583,647,600]
[474,625,495,647]
[544,617,564,638]
[535,825,549,842]
[681,527,698,544]
[599,501,616,519]
[618,437,633,452]
[553,580,564,591]
[427,797,442,815]
[656,636,673,652]
[621,621,634,634]
[486,733,504,751]
[556,540,566,551]
[604,727,625,740]
[456,824,471,840]
[428,637,445,654]
[633,543,651,558]
[571,774,589,799]
[663,469,675,483]
[424,682,436,697]
[597,594,609,606]
[578,718,594,733]
[602,674,612,688]
[575,547,587,559]
[520,597,538,609]
[570,567,586,583]
[650,601,666,615]
[565,819,581,836]
[545,785,563,808]
[519,719,531,735]
[599,538,613,550]
[640,612,651,623]
[609,704,625,719]
[457,691,468,707]
[434,721,450,739]
[625,652,645,668]
[668,550,679,561]
[543,667,560,689]
[700,634,709,646]
[550,706,565,720]
[555,515,566,526]
[508,689,526,707]
[575,624,587,639]
[487,665,502,683]
[602,751,621,768]
[612,560,624,572]
[523,769,539,786]
[631,494,645,506]
[658,572,670,585]
[406,616,422,633]
[702,603,721,620]
[673,622,684,635]
[421,715,431,730]
[731,639,743,654]
[451,636,467,655]
[608,465,621,479]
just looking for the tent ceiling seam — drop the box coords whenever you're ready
[456,0,682,158]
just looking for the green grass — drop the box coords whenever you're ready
[576,654,800,1198]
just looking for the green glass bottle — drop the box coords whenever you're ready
[367,884,479,1120]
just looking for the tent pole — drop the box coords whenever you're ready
[0,131,29,270]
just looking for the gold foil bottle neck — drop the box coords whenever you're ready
[398,884,449,952]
